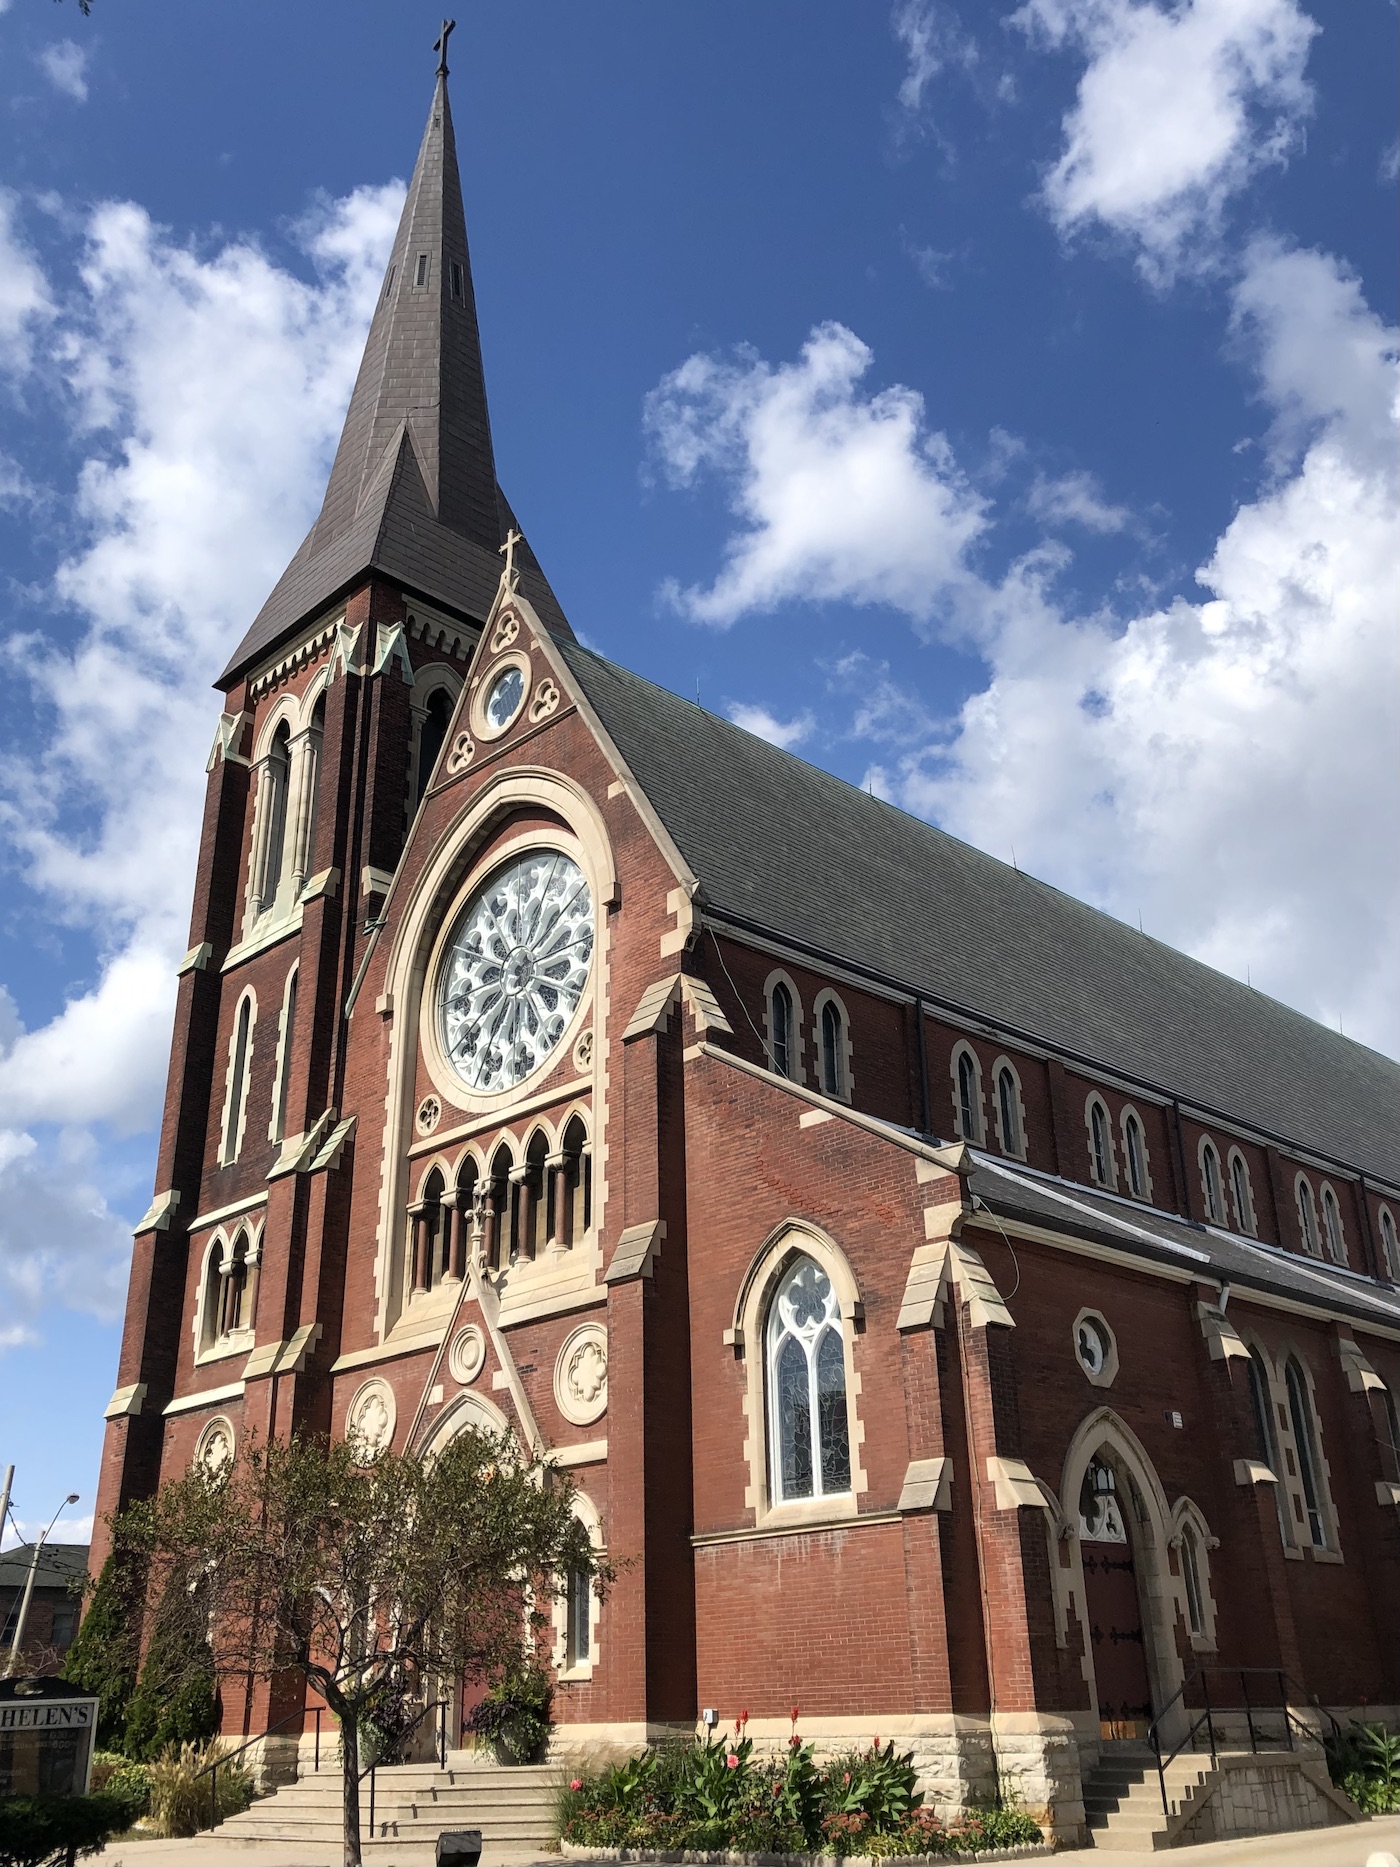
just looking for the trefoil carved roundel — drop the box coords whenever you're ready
[437,849,593,1095]
[529,677,561,724]
[416,1095,442,1136]
[449,1323,486,1386]
[489,611,520,654]
[347,1378,397,1461]
[555,1322,608,1426]
[194,1415,236,1482]
[1073,1309,1119,1388]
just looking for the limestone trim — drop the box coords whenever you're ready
[188,1190,267,1232]
[762,968,804,1083]
[1337,1335,1385,1394]
[1379,1204,1400,1280]
[417,1386,513,1460]
[812,987,855,1104]
[1071,1307,1118,1387]
[554,1322,608,1425]
[950,1040,986,1145]
[990,1056,1028,1161]
[163,1382,245,1417]
[1118,1104,1154,1204]
[1085,1092,1117,1191]
[691,1510,901,1549]
[1168,1496,1221,1652]
[1058,1407,1190,1728]
[898,1234,1014,1333]
[623,973,735,1044]
[268,963,299,1144]
[552,1488,605,1682]
[134,1188,180,1234]
[604,1221,663,1284]
[372,766,617,1342]
[898,1457,953,1511]
[1272,1339,1343,1556]
[1319,1180,1348,1266]
[1196,1300,1251,1362]
[218,987,257,1167]
[1234,1457,1279,1486]
[470,647,533,742]
[985,1457,1051,1512]
[730,1219,868,1524]
[1294,1172,1322,1257]
[406,661,466,812]
[177,942,214,976]
[244,611,342,699]
[191,1220,263,1364]
[206,709,250,771]
[103,1382,147,1420]
[1227,1147,1258,1237]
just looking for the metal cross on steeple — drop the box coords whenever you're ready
[499,526,522,590]
[434,18,456,77]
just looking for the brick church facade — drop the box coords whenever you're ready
[92,56,1400,1842]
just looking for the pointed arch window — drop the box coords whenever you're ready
[820,998,845,1098]
[253,721,292,916]
[1247,1346,1290,1542]
[996,1064,1022,1159]
[1201,1139,1225,1224]
[201,1228,257,1354]
[1229,1151,1256,1237]
[415,686,453,809]
[1180,1524,1205,1636]
[270,966,298,1145]
[412,1168,447,1295]
[1296,1176,1321,1256]
[219,992,255,1166]
[1380,1207,1400,1281]
[954,1046,983,1143]
[1123,1112,1146,1199]
[1284,1358,1326,1547]
[1320,1184,1346,1265]
[1088,1097,1113,1187]
[765,1256,851,1504]
[560,1115,591,1248]
[769,981,795,1079]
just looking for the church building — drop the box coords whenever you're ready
[91,47,1400,1845]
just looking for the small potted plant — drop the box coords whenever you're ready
[465,1665,553,1764]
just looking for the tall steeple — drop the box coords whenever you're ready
[221,43,569,684]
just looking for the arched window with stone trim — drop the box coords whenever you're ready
[1180,1522,1206,1636]
[1229,1149,1256,1237]
[768,979,796,1079]
[1197,1138,1224,1223]
[815,991,851,1100]
[253,720,292,916]
[765,1255,851,1504]
[415,685,454,809]
[219,990,256,1166]
[994,1060,1025,1159]
[1380,1206,1400,1281]
[1245,1344,1291,1545]
[1284,1356,1329,1548]
[485,1143,513,1271]
[411,1167,447,1295]
[523,1131,550,1260]
[201,1227,257,1354]
[1121,1108,1149,1200]
[953,1044,983,1144]
[1087,1095,1114,1188]
[1320,1183,1346,1265]
[554,1491,604,1680]
[269,964,298,1145]
[1296,1175,1321,1256]
[560,1114,591,1248]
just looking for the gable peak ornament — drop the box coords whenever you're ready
[499,526,523,596]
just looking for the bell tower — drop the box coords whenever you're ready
[91,37,571,1562]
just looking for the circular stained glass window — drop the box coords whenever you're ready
[437,849,593,1093]
[483,664,526,734]
[1075,1315,1110,1377]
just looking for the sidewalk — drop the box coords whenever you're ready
[91,1813,1400,1867]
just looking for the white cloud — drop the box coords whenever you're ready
[0,191,53,370]
[0,1128,131,1350]
[38,40,89,103]
[645,322,987,629]
[0,180,403,1323]
[650,245,1400,1054]
[892,0,978,121]
[1014,0,1317,275]
[725,702,814,750]
[1026,468,1131,532]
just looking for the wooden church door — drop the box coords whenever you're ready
[1079,1456,1153,1740]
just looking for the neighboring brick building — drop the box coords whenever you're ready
[1,1544,87,1676]
[91,54,1400,1842]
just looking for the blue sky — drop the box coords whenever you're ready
[0,0,1395,1546]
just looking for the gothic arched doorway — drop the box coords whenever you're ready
[1078,1454,1152,1738]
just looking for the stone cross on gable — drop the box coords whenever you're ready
[499,526,523,591]
[434,18,456,78]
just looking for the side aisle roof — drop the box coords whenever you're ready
[559,641,1400,1188]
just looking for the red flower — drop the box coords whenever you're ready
[790,1706,800,1723]
[740,1708,750,1727]
[570,1779,583,1792]
[726,1753,739,1770]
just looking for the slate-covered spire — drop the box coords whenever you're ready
[221,57,570,686]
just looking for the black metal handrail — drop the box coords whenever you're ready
[1146,1666,1342,1820]
[361,1695,451,1841]
[198,1691,331,1828]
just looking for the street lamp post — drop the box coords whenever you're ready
[3,1492,80,1678]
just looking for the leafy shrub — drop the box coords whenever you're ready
[0,1791,126,1866]
[465,1663,553,1762]
[61,1549,144,1752]
[559,1720,1043,1857]
[122,1566,219,1761]
[1326,1721,1400,1814]
[89,1749,152,1824]
[145,1738,253,1837]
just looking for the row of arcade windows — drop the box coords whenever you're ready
[409,1117,592,1296]
[197,1226,260,1356]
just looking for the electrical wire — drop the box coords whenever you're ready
[971,1191,1022,1303]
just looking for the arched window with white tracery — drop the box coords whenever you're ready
[953,1045,983,1144]
[252,720,292,916]
[995,1062,1024,1159]
[766,1256,851,1504]
[1381,1207,1400,1281]
[1200,1139,1225,1224]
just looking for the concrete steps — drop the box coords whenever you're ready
[219,1760,562,1851]
[1082,1745,1212,1850]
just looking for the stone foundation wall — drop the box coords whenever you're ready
[1169,1753,1359,1846]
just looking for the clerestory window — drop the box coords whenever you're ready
[1320,1185,1346,1265]
[1201,1140,1225,1224]
[766,1256,851,1505]
[770,981,795,1079]
[1088,1097,1113,1187]
[820,998,845,1098]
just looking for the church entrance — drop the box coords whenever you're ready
[1079,1454,1153,1740]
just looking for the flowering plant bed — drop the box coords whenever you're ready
[558,1715,1045,1861]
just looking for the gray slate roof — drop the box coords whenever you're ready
[220,74,570,685]
[0,1543,89,1592]
[561,642,1400,1186]
[968,1155,1400,1332]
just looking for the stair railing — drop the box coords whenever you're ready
[197,1693,331,1830]
[1146,1666,1342,1820]
[361,1695,452,1842]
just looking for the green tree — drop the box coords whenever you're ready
[119,1427,604,1867]
[123,1564,219,1761]
[61,1546,143,1751]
